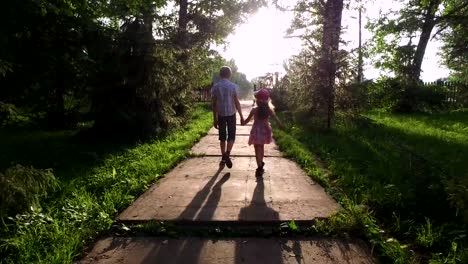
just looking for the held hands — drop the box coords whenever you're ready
[240,116,246,126]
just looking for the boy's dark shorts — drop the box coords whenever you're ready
[218,114,236,141]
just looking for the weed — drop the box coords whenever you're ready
[416,218,443,249]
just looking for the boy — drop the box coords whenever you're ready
[211,66,245,168]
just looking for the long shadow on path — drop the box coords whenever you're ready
[178,167,228,221]
[235,176,286,264]
[140,168,231,263]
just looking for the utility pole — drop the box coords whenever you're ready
[357,7,363,84]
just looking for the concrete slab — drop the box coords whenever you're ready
[118,157,340,222]
[191,135,282,157]
[79,237,376,264]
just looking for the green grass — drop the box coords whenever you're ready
[0,104,213,264]
[273,109,468,263]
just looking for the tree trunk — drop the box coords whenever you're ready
[319,0,344,129]
[177,0,189,47]
[411,0,441,82]
[53,73,66,129]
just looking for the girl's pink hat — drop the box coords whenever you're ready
[255,88,269,101]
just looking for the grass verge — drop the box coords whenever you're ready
[273,109,468,263]
[0,104,212,264]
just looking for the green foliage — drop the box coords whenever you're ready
[0,102,34,128]
[279,220,300,234]
[366,0,443,80]
[274,125,418,263]
[274,0,354,126]
[0,59,14,77]
[0,104,212,263]
[273,109,468,263]
[430,242,468,264]
[440,0,468,83]
[270,82,290,112]
[0,0,261,135]
[416,218,443,248]
[366,77,452,113]
[367,0,468,82]
[0,165,58,219]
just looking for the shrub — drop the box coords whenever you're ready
[335,80,373,113]
[367,78,450,113]
[270,86,290,112]
[0,165,59,219]
[417,84,450,111]
[0,102,33,129]
[367,77,407,112]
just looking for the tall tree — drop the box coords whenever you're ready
[278,0,344,128]
[368,0,467,83]
[440,0,468,83]
[411,0,441,82]
[170,0,265,48]
[92,0,265,137]
[318,0,344,128]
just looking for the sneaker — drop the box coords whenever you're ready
[219,158,226,168]
[255,162,265,176]
[255,167,264,177]
[224,154,233,168]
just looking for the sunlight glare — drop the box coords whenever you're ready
[216,2,450,82]
[216,7,302,80]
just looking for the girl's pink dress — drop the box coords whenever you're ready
[248,113,272,145]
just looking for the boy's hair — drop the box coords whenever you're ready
[257,101,270,120]
[219,66,232,78]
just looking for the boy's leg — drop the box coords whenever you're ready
[218,116,228,166]
[220,141,226,156]
[224,114,236,168]
[225,114,236,153]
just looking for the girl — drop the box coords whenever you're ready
[242,88,283,176]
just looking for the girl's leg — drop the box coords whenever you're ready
[259,144,265,167]
[254,144,262,168]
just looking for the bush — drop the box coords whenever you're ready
[367,78,449,113]
[367,77,406,112]
[417,84,449,111]
[0,165,58,219]
[335,80,373,113]
[0,102,33,129]
[270,86,289,112]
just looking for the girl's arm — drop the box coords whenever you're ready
[270,109,284,129]
[243,108,255,125]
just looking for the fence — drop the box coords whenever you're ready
[422,81,467,107]
[194,87,211,102]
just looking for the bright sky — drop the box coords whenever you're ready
[215,2,450,82]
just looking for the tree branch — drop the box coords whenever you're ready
[434,1,468,24]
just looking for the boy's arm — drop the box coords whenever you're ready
[234,93,244,124]
[211,91,218,129]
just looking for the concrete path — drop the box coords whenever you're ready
[80,237,374,264]
[79,101,375,264]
